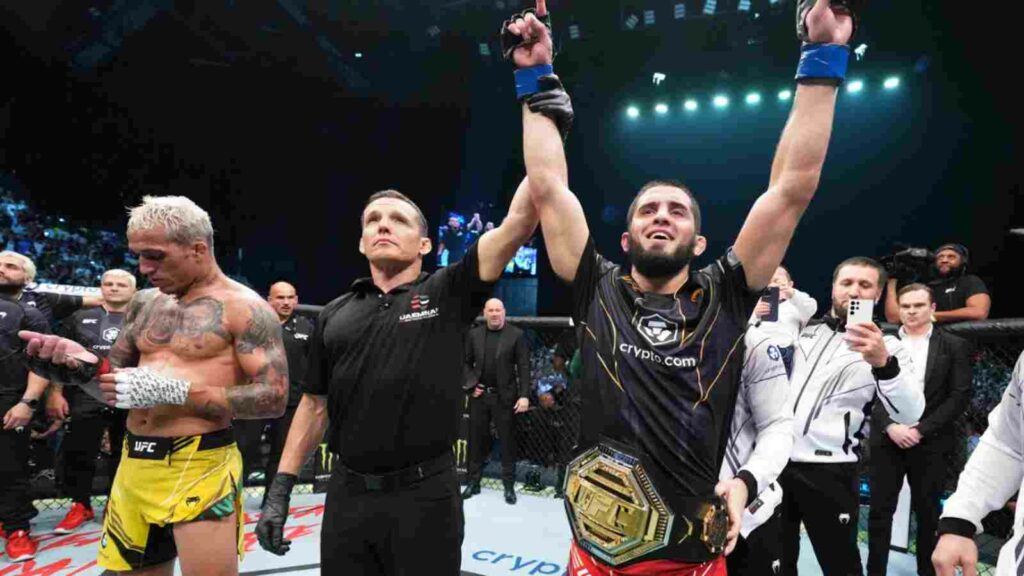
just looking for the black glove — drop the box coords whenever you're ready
[500,8,554,61]
[256,472,297,556]
[795,0,862,43]
[524,75,574,143]
[22,350,100,386]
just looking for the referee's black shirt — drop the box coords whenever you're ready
[304,244,493,474]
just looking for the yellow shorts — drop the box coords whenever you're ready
[97,428,244,571]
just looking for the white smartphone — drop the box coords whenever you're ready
[846,298,875,326]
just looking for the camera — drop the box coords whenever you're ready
[879,245,934,283]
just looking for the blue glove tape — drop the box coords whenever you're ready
[515,64,555,99]
[795,43,850,84]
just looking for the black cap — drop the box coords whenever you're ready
[935,243,969,261]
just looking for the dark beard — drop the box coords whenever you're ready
[628,235,696,280]
[0,282,24,296]
[935,263,964,279]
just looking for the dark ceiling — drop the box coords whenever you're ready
[1,1,1019,309]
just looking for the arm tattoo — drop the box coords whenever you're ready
[227,303,289,419]
[236,304,278,353]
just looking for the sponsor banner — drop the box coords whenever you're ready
[30,283,102,296]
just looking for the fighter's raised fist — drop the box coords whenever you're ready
[798,0,856,45]
[501,0,553,68]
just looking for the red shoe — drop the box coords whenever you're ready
[54,502,96,534]
[5,530,37,562]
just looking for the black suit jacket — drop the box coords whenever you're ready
[464,324,531,403]
[872,327,972,442]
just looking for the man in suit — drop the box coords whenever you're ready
[867,283,972,576]
[462,297,531,504]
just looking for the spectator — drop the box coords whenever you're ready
[437,213,469,266]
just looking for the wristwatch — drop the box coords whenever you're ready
[19,398,39,412]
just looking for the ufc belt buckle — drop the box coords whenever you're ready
[699,499,729,555]
[564,444,674,566]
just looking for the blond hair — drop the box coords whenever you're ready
[102,269,137,289]
[127,196,214,249]
[0,250,37,282]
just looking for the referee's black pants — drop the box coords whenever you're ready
[321,452,464,575]
[779,462,863,576]
[866,433,952,576]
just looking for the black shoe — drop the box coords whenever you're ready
[461,484,480,500]
[504,486,517,505]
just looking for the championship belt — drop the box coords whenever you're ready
[564,443,731,565]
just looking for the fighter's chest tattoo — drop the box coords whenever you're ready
[139,296,231,350]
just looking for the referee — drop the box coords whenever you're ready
[256,184,538,574]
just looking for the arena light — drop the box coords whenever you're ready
[883,76,901,90]
[627,106,640,118]
[846,80,864,93]
[655,103,669,115]
[355,52,363,59]
[644,9,655,25]
[738,0,751,12]
[712,94,729,108]
[624,13,639,30]
[704,0,717,15]
[684,99,698,112]
[569,24,580,39]
[674,3,686,19]
[745,92,761,105]
[778,89,792,101]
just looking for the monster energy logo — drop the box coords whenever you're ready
[453,439,468,466]
[318,443,333,473]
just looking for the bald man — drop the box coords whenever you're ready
[463,298,531,504]
[236,282,314,504]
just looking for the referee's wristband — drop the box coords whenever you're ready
[795,43,850,85]
[515,64,554,100]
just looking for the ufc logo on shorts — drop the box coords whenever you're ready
[135,441,156,453]
[129,436,169,459]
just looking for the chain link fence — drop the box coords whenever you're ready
[26,313,1022,574]
[857,319,1024,573]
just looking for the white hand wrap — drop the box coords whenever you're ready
[114,367,191,409]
